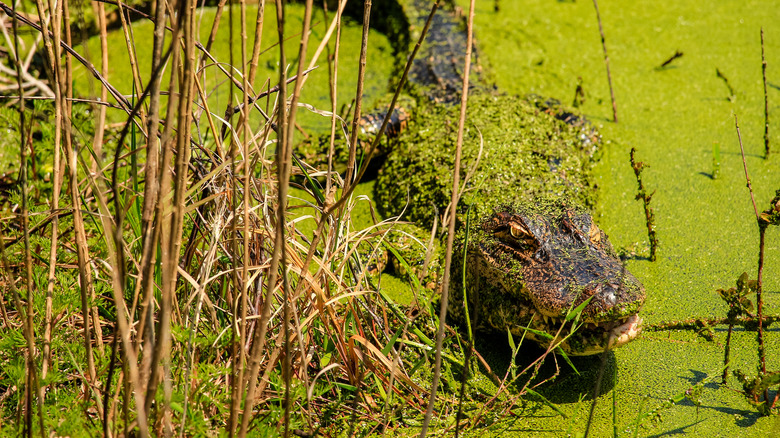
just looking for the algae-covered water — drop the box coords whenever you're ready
[445,0,780,435]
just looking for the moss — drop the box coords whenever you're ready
[375,91,596,227]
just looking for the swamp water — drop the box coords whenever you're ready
[439,0,780,435]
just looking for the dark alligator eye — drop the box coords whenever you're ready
[493,220,538,250]
[509,222,532,239]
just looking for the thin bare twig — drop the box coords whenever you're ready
[762,28,769,158]
[342,0,373,193]
[421,0,474,435]
[735,114,767,380]
[592,0,617,123]
[735,115,760,221]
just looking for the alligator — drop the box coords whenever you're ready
[343,0,645,355]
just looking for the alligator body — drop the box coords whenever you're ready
[367,0,646,355]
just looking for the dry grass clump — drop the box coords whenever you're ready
[0,0,444,435]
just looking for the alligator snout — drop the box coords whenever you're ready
[456,201,646,355]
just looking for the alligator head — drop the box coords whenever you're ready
[452,201,645,355]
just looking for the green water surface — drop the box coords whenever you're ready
[443,0,780,435]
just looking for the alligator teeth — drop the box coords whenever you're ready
[607,314,643,349]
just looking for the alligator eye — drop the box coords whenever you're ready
[492,221,538,249]
[509,223,532,239]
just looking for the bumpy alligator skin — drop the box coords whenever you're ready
[371,0,646,355]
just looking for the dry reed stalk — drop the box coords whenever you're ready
[39,0,63,383]
[143,5,181,419]
[59,0,101,398]
[145,0,197,431]
[343,0,373,194]
[9,1,44,433]
[228,0,254,432]
[307,0,347,73]
[226,0,242,432]
[284,0,315,394]
[132,0,168,386]
[275,1,294,434]
[592,0,617,123]
[323,0,345,198]
[735,114,767,377]
[65,5,158,432]
[237,0,295,434]
[421,0,472,434]
[115,1,145,111]
[93,175,149,436]
[247,0,267,86]
[238,3,267,397]
[762,28,769,157]
[89,0,110,356]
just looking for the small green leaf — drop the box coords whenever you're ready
[292,153,325,204]
[521,326,554,340]
[565,295,595,322]
[334,382,358,392]
[506,327,516,352]
[555,345,579,375]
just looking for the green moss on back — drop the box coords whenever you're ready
[375,91,598,226]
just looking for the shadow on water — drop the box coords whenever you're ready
[681,369,719,391]
[639,401,762,435]
[698,171,717,180]
[472,331,617,404]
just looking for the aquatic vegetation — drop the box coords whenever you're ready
[629,147,658,261]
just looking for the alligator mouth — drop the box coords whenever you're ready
[604,313,643,351]
[529,313,643,356]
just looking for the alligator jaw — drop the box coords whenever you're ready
[607,313,643,350]
[466,202,647,355]
[530,312,644,356]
